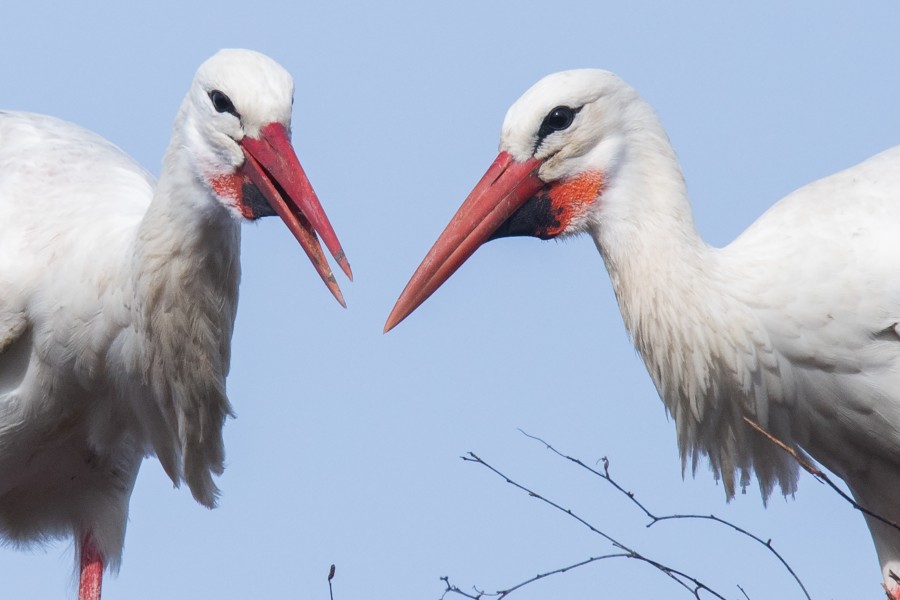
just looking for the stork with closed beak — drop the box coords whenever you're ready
[386,69,900,597]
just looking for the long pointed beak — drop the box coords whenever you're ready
[240,122,352,306]
[384,151,543,332]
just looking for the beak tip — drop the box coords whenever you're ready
[333,249,353,281]
[383,309,403,334]
[324,277,347,308]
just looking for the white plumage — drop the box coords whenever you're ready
[386,69,900,595]
[0,49,349,598]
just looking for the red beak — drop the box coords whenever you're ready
[384,151,543,332]
[240,122,352,306]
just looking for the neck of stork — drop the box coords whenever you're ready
[125,109,240,508]
[594,111,711,372]
[140,122,242,284]
[591,110,797,499]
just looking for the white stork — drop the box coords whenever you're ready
[0,49,350,599]
[385,69,900,596]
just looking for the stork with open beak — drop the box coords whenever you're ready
[0,49,350,599]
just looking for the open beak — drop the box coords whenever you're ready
[240,122,352,307]
[384,151,543,332]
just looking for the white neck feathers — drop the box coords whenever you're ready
[123,129,241,508]
[593,118,800,500]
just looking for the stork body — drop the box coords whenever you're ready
[386,69,900,593]
[0,50,349,598]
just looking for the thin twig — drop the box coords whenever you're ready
[491,554,627,597]
[743,416,900,535]
[327,564,335,600]
[519,429,810,600]
[440,554,628,599]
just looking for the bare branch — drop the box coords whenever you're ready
[519,429,810,600]
[743,416,900,535]
[460,451,730,599]
[441,551,732,600]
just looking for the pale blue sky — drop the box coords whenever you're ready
[3,2,900,598]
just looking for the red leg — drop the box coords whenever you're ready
[79,532,103,600]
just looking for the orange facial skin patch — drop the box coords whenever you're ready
[208,172,277,219]
[207,172,248,216]
[542,170,604,237]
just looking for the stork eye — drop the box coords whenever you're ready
[208,90,239,118]
[534,106,581,151]
[541,106,576,133]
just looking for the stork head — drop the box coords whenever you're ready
[181,49,351,306]
[385,69,644,331]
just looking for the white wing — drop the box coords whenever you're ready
[721,148,900,502]
[0,112,153,564]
